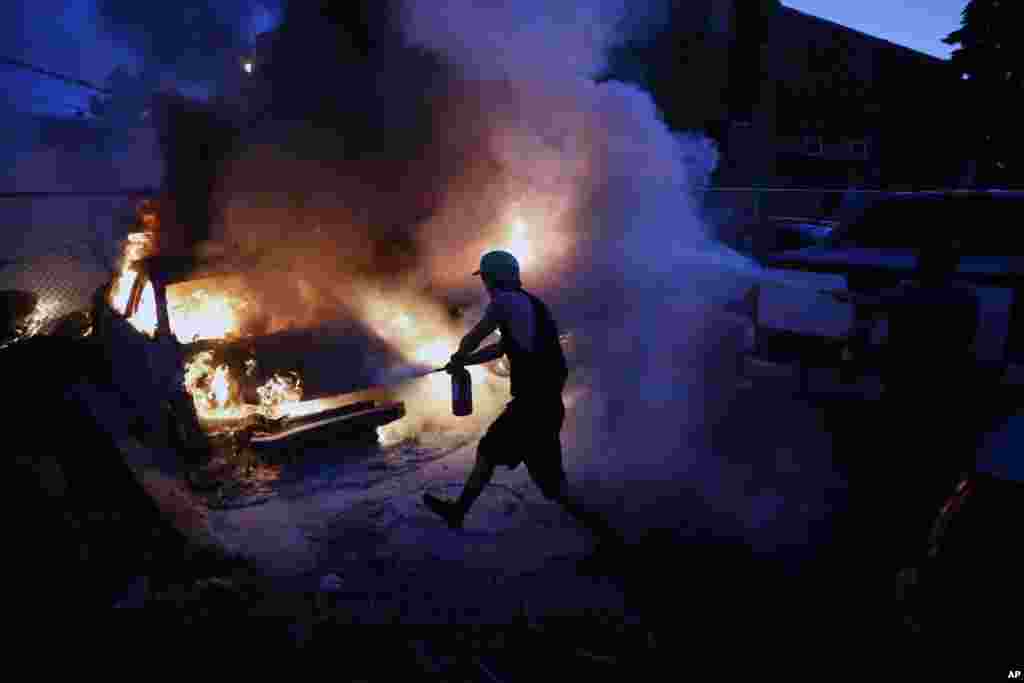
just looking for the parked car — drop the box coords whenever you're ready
[108,252,405,447]
[758,191,1024,375]
[719,216,836,264]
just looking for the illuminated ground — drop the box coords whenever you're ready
[155,361,858,628]
[205,435,634,623]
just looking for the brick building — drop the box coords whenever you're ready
[609,1,967,189]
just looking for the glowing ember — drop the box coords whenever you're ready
[257,372,303,416]
[184,352,240,419]
[183,351,305,422]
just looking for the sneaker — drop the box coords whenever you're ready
[423,493,464,530]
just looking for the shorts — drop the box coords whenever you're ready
[478,396,567,500]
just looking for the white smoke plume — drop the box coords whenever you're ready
[398,0,808,540]
[203,1,833,544]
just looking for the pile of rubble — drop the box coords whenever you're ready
[3,331,257,610]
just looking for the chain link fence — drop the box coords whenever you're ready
[0,185,991,338]
[0,191,150,335]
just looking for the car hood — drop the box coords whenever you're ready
[765,247,1024,287]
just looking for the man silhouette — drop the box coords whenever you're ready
[423,251,625,571]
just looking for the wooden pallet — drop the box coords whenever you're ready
[249,400,405,449]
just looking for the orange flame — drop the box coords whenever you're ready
[183,351,305,423]
[184,351,239,419]
[166,281,248,343]
[123,231,155,263]
[109,269,139,315]
[349,286,506,446]
[129,280,158,337]
[110,228,158,332]
[210,364,234,408]
[257,371,303,416]
[107,203,306,426]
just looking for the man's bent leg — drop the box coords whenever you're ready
[558,491,626,548]
[527,452,625,548]
[456,451,498,515]
[424,448,498,529]
[551,483,628,577]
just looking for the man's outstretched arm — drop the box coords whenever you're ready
[457,342,504,366]
[451,307,501,365]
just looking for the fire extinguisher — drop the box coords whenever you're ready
[450,365,473,416]
[430,363,473,416]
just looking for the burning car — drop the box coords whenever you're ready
[94,200,405,458]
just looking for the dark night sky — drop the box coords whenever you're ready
[1,1,963,118]
[0,0,139,116]
[785,0,964,59]
[0,0,282,117]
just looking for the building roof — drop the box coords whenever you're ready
[779,5,949,66]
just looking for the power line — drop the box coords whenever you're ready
[0,55,111,95]
[0,189,156,199]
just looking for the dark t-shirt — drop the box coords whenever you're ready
[494,290,567,400]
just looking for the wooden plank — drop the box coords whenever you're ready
[250,401,405,447]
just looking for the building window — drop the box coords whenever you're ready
[707,1,731,35]
[804,135,823,156]
[849,139,869,158]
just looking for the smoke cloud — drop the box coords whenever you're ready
[399,0,752,447]
[398,0,819,544]
[197,1,834,545]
